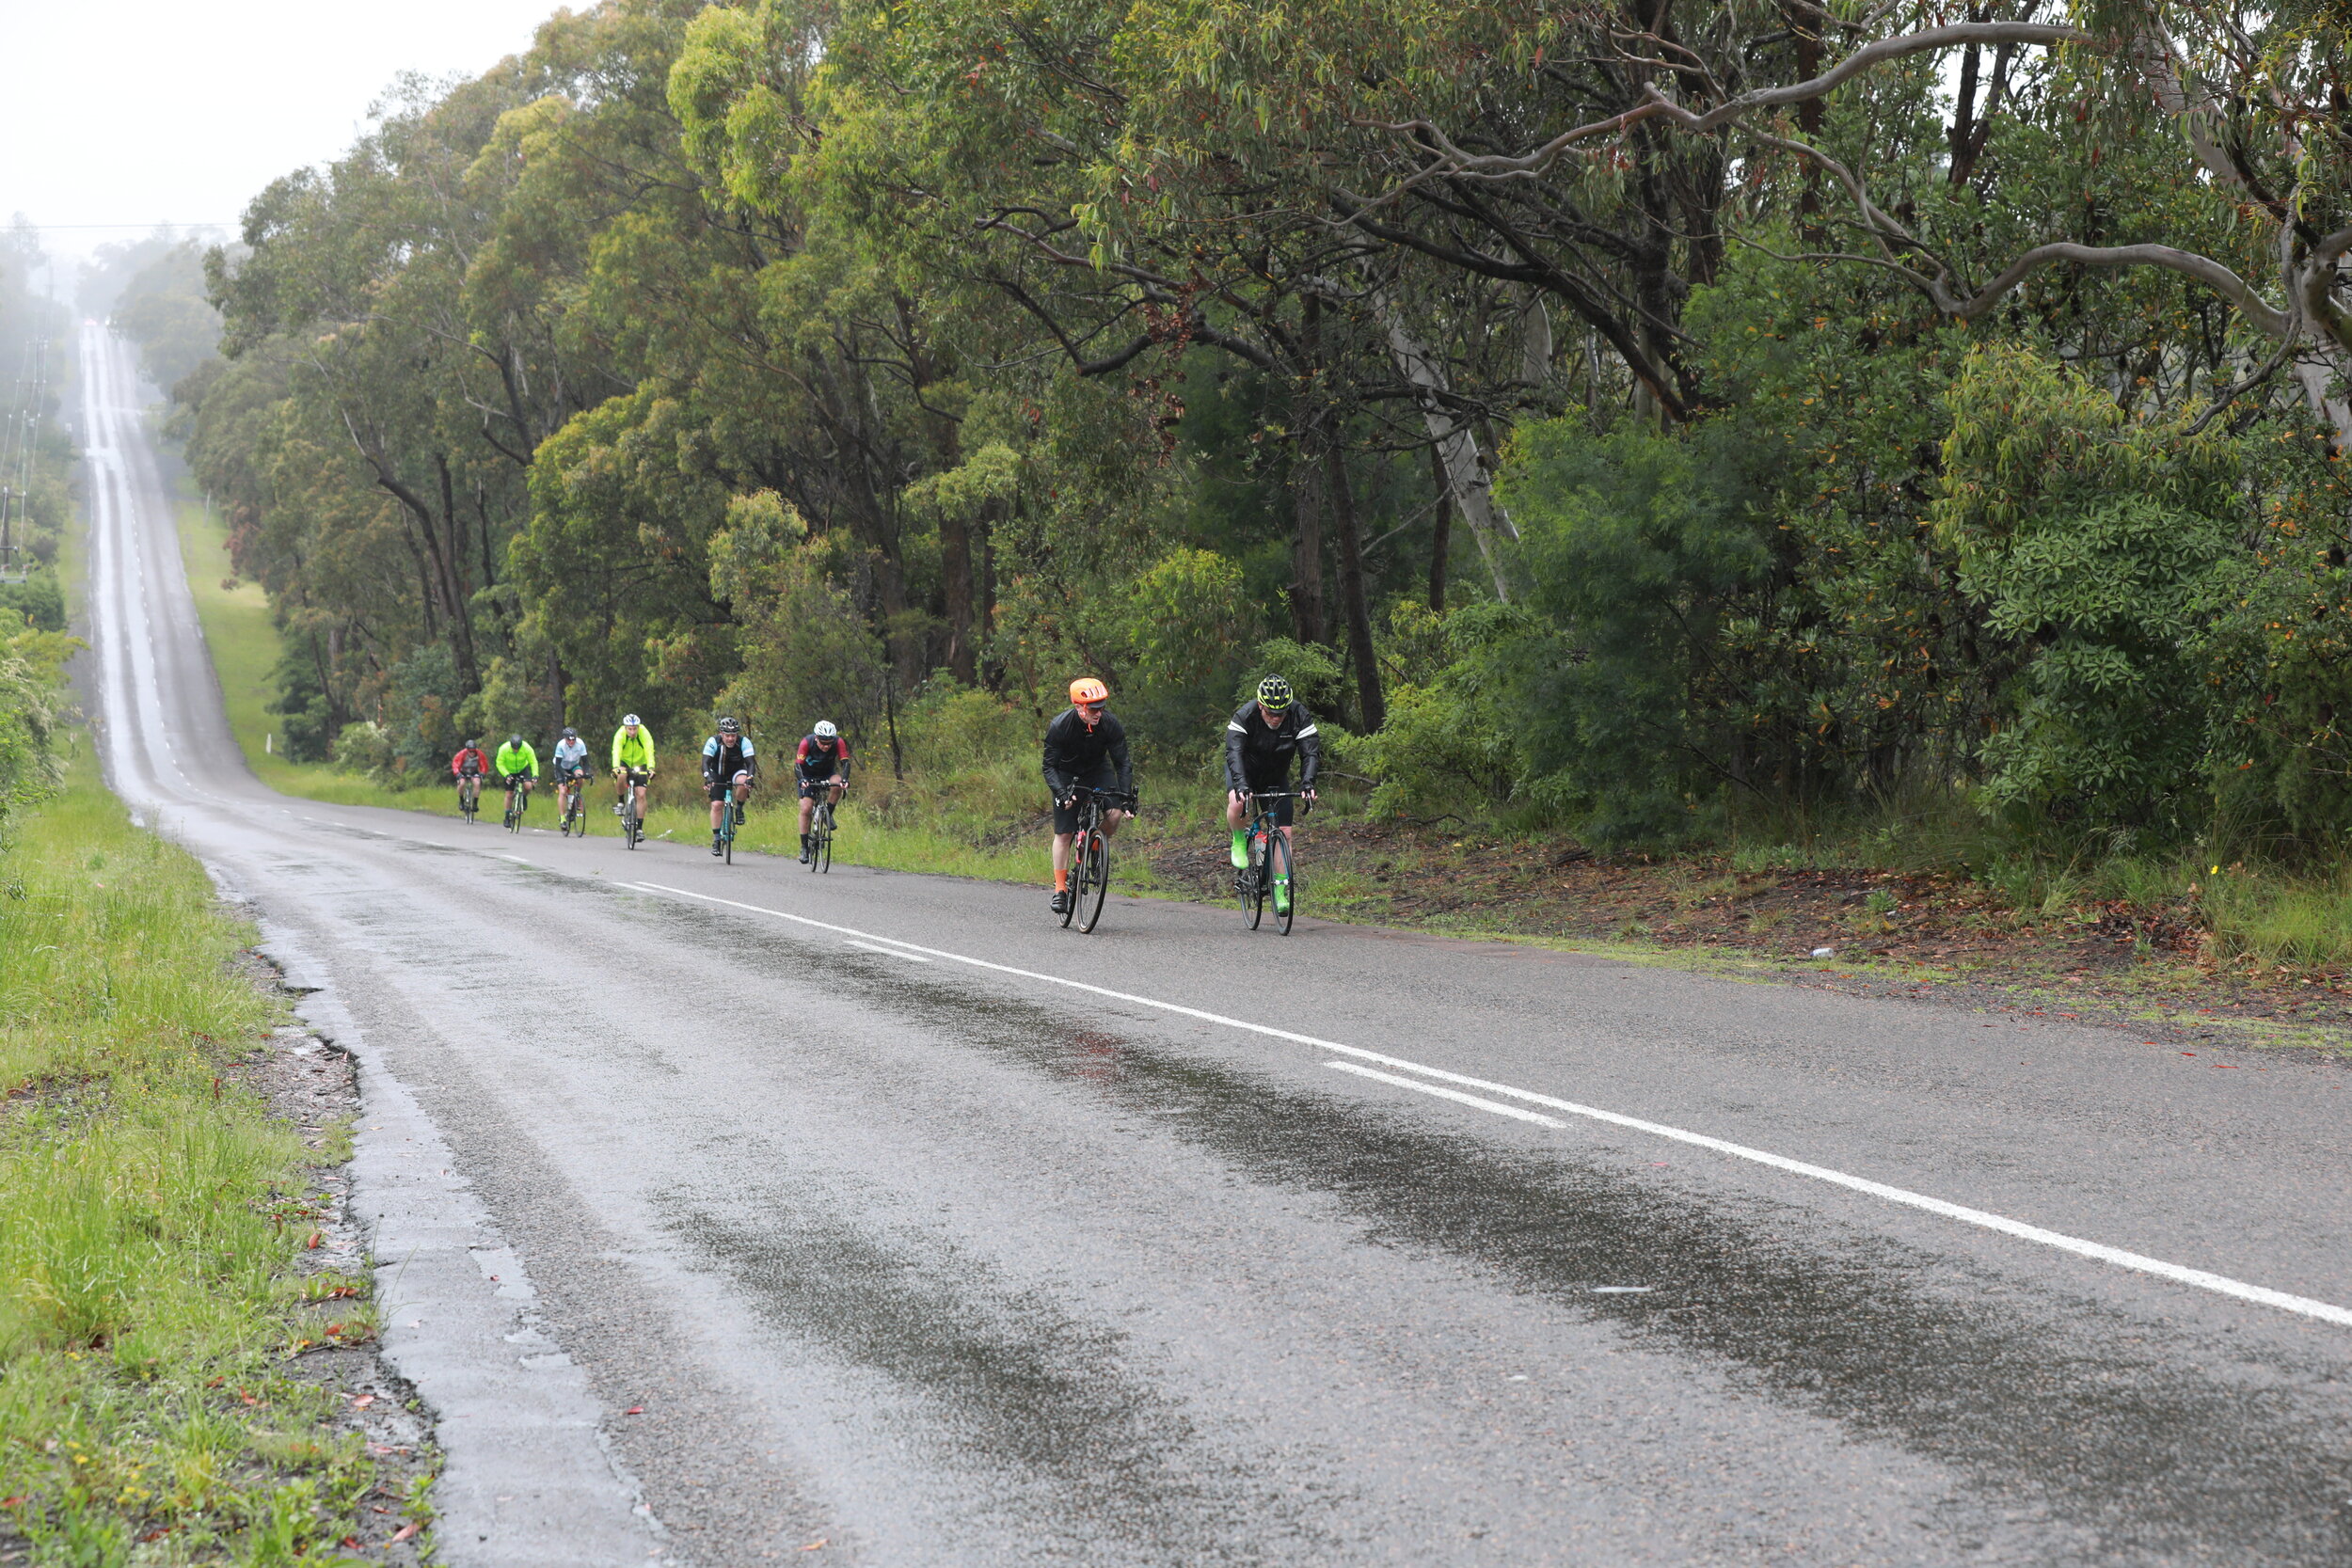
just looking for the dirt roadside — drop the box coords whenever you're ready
[1142,817,2352,1057]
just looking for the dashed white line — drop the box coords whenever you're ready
[621,877,2352,1330]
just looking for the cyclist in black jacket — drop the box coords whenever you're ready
[1042,676,1135,913]
[1226,675,1320,911]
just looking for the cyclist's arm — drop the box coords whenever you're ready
[1109,721,1135,801]
[702,737,721,784]
[1041,716,1073,800]
[834,742,850,781]
[1296,716,1322,791]
[1224,713,1249,793]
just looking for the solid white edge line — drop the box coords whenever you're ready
[1326,1061,1565,1129]
[623,879,2352,1330]
[845,940,932,963]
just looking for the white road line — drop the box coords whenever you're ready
[1326,1061,1565,1129]
[498,855,530,863]
[845,940,932,963]
[624,878,2352,1330]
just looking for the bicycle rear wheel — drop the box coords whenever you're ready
[1076,831,1110,933]
[624,803,640,849]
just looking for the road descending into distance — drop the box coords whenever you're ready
[77,324,2352,1566]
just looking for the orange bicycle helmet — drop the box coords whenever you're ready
[1070,677,1109,705]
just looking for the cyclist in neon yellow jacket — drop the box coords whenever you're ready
[611,715,656,823]
[494,735,538,820]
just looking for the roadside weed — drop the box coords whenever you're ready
[0,761,389,1560]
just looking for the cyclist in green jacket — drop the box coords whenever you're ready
[495,734,539,820]
[611,715,656,822]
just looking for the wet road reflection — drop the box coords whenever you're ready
[633,886,2352,1566]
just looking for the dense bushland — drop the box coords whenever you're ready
[107,0,2352,903]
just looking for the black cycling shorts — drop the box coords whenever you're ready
[707,773,755,801]
[1053,768,1123,834]
[618,768,651,787]
[797,775,843,800]
[500,772,533,788]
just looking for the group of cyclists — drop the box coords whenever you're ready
[450,715,851,862]
[441,670,1321,911]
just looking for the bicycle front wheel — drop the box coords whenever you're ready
[1059,832,1085,927]
[1268,831,1295,936]
[1244,831,1266,929]
[1076,831,1110,933]
[817,805,834,873]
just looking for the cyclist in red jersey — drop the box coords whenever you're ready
[795,721,850,863]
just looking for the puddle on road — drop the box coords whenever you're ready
[627,884,2352,1565]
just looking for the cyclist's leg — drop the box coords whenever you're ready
[1049,784,1089,903]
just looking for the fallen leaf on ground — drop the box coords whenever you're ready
[391,1520,422,1543]
[624,1405,644,1416]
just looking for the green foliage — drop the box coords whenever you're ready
[1934,345,2246,838]
[0,571,64,633]
[0,611,74,841]
[708,491,887,747]
[1489,420,1775,843]
[1355,604,1522,819]
[328,720,398,784]
[0,769,392,1559]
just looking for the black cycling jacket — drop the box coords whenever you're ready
[1041,707,1134,801]
[701,736,757,784]
[1225,702,1320,792]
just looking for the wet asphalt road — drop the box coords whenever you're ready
[77,325,2352,1565]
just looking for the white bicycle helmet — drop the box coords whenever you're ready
[814,720,838,738]
[622,713,642,727]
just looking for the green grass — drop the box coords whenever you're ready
[0,747,393,1562]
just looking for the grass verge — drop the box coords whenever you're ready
[0,748,410,1563]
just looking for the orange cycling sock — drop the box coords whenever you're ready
[1054,867,1070,891]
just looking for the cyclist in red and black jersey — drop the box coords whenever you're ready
[450,739,489,815]
[795,721,850,863]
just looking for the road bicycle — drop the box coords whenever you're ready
[805,791,836,874]
[616,771,646,850]
[557,775,588,837]
[1060,785,1135,935]
[457,774,481,826]
[501,778,532,833]
[714,778,746,864]
[1237,791,1308,936]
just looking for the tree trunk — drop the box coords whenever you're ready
[1426,441,1452,613]
[1380,305,1515,600]
[941,507,976,685]
[1324,443,1385,733]
[548,647,567,742]
[1290,442,1327,646]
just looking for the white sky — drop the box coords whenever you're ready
[4,0,567,272]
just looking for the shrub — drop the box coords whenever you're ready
[328,720,397,784]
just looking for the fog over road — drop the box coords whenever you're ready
[76,323,2352,1565]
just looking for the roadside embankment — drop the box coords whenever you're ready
[0,753,435,1563]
